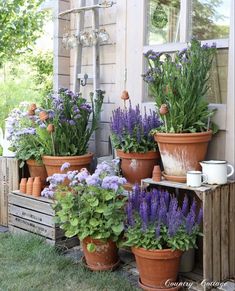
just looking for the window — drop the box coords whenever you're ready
[144,0,230,104]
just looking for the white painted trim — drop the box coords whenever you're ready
[225,0,235,170]
[143,39,229,53]
[180,0,192,42]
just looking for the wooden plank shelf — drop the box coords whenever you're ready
[8,191,79,249]
[141,179,235,284]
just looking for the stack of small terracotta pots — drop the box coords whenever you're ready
[19,177,42,197]
[152,165,162,182]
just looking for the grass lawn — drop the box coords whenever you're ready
[0,233,138,291]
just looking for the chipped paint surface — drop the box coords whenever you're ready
[130,159,138,171]
[160,149,193,176]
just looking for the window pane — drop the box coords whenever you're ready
[146,0,181,45]
[192,0,230,40]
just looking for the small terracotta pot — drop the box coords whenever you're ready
[26,159,48,187]
[82,237,119,271]
[26,177,34,195]
[42,153,94,176]
[132,247,183,290]
[116,150,160,184]
[19,178,27,193]
[32,177,42,197]
[154,131,212,182]
[152,165,162,182]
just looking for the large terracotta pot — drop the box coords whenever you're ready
[42,153,93,176]
[82,237,120,271]
[26,159,47,186]
[132,247,183,291]
[154,131,212,182]
[116,150,160,185]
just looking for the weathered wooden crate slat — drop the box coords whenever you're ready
[229,183,235,278]
[8,225,79,248]
[8,191,79,248]
[8,192,54,216]
[0,158,19,226]
[141,179,235,283]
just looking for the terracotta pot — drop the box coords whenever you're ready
[154,131,212,182]
[26,177,34,195]
[82,237,119,271]
[42,153,94,176]
[19,178,27,193]
[32,177,42,197]
[26,159,48,186]
[116,150,160,184]
[132,247,183,290]
[152,165,162,182]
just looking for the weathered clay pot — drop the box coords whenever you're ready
[154,131,212,182]
[116,150,160,184]
[19,178,27,193]
[32,177,42,197]
[26,159,48,186]
[42,153,94,176]
[82,237,120,271]
[132,247,183,290]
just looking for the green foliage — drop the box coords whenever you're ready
[27,51,53,96]
[40,89,104,156]
[0,0,47,65]
[143,39,218,133]
[124,219,202,251]
[7,103,47,166]
[53,186,126,250]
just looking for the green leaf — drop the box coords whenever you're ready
[87,243,96,253]
[89,218,99,227]
[111,223,124,235]
[71,218,79,226]
[104,192,114,201]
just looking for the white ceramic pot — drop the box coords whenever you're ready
[200,160,234,185]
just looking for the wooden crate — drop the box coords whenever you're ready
[8,191,79,248]
[141,179,235,283]
[0,157,19,226]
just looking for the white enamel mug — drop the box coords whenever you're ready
[200,160,234,185]
[187,171,208,187]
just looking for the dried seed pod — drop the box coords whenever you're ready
[39,111,49,121]
[121,90,130,101]
[159,104,169,115]
[29,103,37,111]
[28,109,35,116]
[47,124,54,133]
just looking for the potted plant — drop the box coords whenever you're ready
[143,39,217,182]
[7,103,47,186]
[124,185,202,290]
[110,100,161,185]
[38,88,104,176]
[43,162,126,271]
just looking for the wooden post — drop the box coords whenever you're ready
[212,188,221,281]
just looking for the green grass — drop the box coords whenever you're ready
[0,233,137,291]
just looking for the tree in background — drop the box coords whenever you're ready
[0,0,47,66]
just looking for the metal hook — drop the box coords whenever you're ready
[80,73,88,86]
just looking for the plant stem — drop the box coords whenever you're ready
[51,133,56,156]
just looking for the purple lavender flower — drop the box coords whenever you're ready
[110,102,161,152]
[182,196,189,216]
[139,199,148,231]
[41,188,55,198]
[126,202,134,227]
[185,209,196,234]
[69,120,76,126]
[60,162,70,172]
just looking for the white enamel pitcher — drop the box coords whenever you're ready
[200,160,234,185]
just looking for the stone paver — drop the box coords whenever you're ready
[0,226,8,233]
